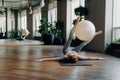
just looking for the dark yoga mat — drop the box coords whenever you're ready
[54,52,92,66]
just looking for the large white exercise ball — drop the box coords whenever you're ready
[22,29,30,36]
[74,20,95,41]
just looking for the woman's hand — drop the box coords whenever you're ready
[74,16,80,26]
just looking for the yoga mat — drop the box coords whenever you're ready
[54,52,92,66]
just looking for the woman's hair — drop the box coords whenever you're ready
[65,51,78,63]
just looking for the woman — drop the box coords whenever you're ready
[36,17,103,63]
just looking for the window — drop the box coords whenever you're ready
[18,10,27,30]
[48,8,57,24]
[48,1,57,24]
[21,16,27,29]
[0,17,6,33]
[67,0,85,39]
[33,6,41,37]
[112,0,120,41]
[33,13,41,36]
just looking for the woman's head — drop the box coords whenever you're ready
[66,51,79,63]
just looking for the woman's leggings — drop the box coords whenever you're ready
[62,28,93,54]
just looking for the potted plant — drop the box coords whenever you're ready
[53,20,64,45]
[9,29,17,39]
[111,39,120,49]
[74,6,88,20]
[38,18,55,45]
[106,39,120,58]
[0,27,3,38]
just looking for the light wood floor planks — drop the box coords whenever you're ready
[0,39,120,80]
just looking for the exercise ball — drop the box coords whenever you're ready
[22,29,30,36]
[74,20,95,41]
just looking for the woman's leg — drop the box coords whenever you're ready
[72,30,102,52]
[63,17,81,54]
[72,38,93,52]
[62,28,74,54]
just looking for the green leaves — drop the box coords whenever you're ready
[112,39,120,44]
[38,18,55,35]
[74,6,88,16]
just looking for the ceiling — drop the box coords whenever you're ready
[0,0,41,10]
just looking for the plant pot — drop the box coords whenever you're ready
[0,32,3,38]
[111,43,120,49]
[53,38,63,45]
[42,34,54,45]
[106,43,120,58]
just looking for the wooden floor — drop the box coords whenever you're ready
[0,39,44,46]
[0,39,120,80]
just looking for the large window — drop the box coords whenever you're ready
[48,8,57,24]
[33,6,41,37]
[21,16,27,29]
[112,0,120,41]
[48,1,57,24]
[33,13,41,36]
[18,10,27,30]
[67,0,85,39]
[0,17,6,33]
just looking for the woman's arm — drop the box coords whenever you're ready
[36,56,65,61]
[77,55,103,60]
